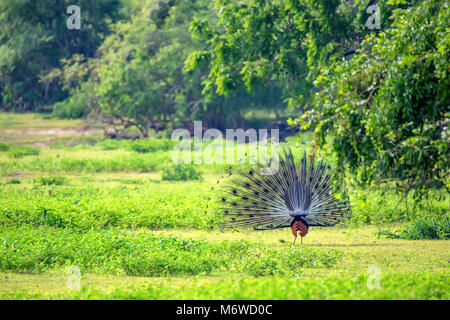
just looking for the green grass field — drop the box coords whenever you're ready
[0,113,448,299]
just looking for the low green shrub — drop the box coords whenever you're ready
[58,155,165,172]
[162,163,202,181]
[130,138,176,153]
[0,226,342,276]
[52,92,89,119]
[6,178,21,184]
[0,152,170,174]
[95,139,129,150]
[0,142,10,152]
[0,183,214,230]
[7,146,40,158]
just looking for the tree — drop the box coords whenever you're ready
[186,0,448,196]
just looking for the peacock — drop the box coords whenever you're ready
[218,147,350,245]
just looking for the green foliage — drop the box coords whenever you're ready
[52,94,90,119]
[0,181,214,230]
[0,152,170,174]
[0,142,10,151]
[186,0,359,105]
[95,137,176,153]
[95,139,131,150]
[379,215,449,240]
[7,145,40,158]
[1,270,447,300]
[348,186,449,225]
[185,0,448,199]
[56,155,164,172]
[243,247,342,277]
[6,178,20,184]
[129,138,176,153]
[0,225,341,275]
[0,0,123,112]
[36,176,67,186]
[0,130,448,299]
[58,0,213,135]
[48,0,286,134]
[162,163,202,181]
[301,0,449,196]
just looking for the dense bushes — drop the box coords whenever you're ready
[47,271,448,300]
[0,143,40,158]
[0,143,10,151]
[0,225,342,276]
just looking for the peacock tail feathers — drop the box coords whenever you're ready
[217,147,350,231]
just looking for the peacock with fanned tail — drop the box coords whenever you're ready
[218,147,350,245]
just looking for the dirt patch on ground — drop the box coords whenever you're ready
[24,126,104,146]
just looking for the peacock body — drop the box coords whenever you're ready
[218,147,350,244]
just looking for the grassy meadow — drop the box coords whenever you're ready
[0,113,448,299]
